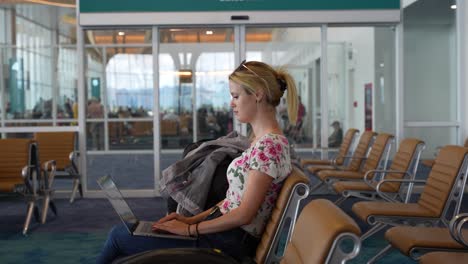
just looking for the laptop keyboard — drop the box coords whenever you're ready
[140,222,154,233]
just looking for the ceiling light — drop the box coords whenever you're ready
[25,0,75,8]
[206,30,213,35]
[118,31,125,36]
[451,4,457,9]
[177,70,192,76]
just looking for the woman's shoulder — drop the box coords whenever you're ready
[255,133,289,147]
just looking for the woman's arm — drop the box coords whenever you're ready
[154,200,224,226]
[153,170,273,236]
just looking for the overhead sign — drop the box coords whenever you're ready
[79,0,401,26]
[80,0,400,13]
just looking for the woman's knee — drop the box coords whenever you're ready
[108,224,131,244]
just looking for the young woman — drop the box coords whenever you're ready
[97,60,299,263]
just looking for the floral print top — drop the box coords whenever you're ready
[219,133,292,237]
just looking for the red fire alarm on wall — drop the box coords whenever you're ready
[353,101,358,107]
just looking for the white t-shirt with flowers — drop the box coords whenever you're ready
[219,133,292,237]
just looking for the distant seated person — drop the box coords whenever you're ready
[328,121,343,148]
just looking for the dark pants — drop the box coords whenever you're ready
[97,214,259,263]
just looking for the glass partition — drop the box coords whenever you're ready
[84,28,154,191]
[403,0,458,149]
[159,27,235,149]
[405,126,457,159]
[404,0,457,122]
[328,26,396,141]
[84,28,153,151]
[246,26,321,148]
[106,52,153,119]
[57,46,78,121]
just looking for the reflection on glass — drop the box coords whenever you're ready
[109,121,153,150]
[374,27,396,134]
[57,46,78,120]
[326,41,346,139]
[106,52,153,118]
[87,121,105,150]
[0,4,76,124]
[195,53,233,141]
[405,127,457,159]
[159,28,235,149]
[86,47,105,108]
[328,26,396,138]
[246,27,320,148]
[2,47,53,120]
[403,0,456,122]
[85,42,154,151]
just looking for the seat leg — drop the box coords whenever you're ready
[78,182,83,198]
[41,195,50,224]
[33,205,40,222]
[310,181,323,191]
[70,178,80,203]
[50,200,58,216]
[23,201,35,235]
[334,196,347,206]
[361,223,387,241]
[366,244,393,264]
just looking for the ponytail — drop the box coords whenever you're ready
[276,69,299,126]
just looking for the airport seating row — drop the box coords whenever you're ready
[0,132,80,235]
[302,129,468,263]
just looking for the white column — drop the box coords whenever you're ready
[153,26,161,196]
[320,25,329,156]
[76,0,87,195]
[459,0,467,140]
[395,23,404,144]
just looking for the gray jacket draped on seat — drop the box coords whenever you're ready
[160,131,250,216]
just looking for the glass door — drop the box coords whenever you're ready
[327,26,397,139]
[245,26,321,149]
[403,0,459,158]
[83,28,154,191]
[158,27,236,169]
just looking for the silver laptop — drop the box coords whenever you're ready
[97,175,196,240]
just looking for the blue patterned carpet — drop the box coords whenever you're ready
[0,194,425,264]
[0,232,105,264]
[0,196,166,264]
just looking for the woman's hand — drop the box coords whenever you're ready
[152,219,190,236]
[156,212,196,225]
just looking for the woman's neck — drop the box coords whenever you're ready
[250,111,282,143]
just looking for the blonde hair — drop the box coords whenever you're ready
[229,61,299,125]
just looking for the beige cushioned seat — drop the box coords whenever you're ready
[419,252,468,264]
[281,199,361,264]
[385,226,467,255]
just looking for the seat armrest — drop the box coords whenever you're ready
[363,169,411,188]
[43,160,57,189]
[375,178,426,202]
[69,151,80,161]
[21,165,38,195]
[69,151,80,172]
[449,213,468,247]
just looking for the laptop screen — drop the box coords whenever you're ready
[97,175,138,233]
